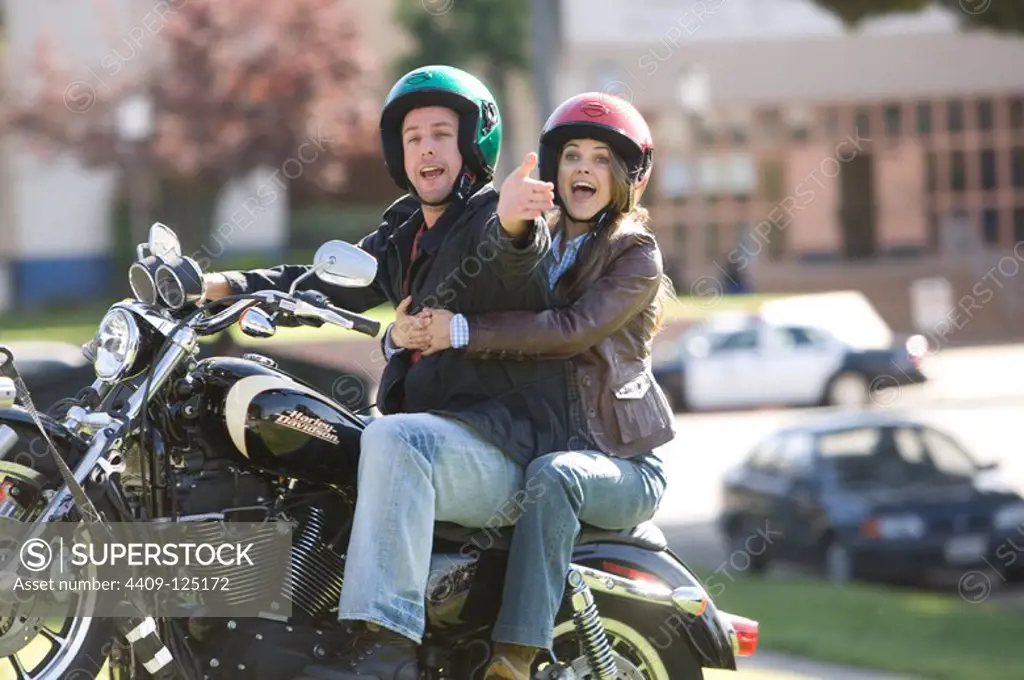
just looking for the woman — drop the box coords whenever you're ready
[416,92,676,679]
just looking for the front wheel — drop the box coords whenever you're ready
[0,615,113,679]
[549,597,704,679]
[0,432,115,678]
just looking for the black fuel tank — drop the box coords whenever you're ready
[190,356,365,485]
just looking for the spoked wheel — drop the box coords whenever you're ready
[0,614,112,679]
[0,458,114,679]
[548,598,703,679]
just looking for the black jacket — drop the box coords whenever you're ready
[222,184,574,466]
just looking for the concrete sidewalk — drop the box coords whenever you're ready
[717,652,920,679]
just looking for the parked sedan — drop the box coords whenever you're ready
[652,316,927,412]
[719,411,1024,585]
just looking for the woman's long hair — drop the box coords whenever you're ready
[548,150,676,334]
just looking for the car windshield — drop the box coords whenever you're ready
[817,425,978,489]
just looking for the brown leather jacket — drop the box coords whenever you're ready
[462,223,676,458]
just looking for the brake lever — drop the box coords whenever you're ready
[294,289,331,307]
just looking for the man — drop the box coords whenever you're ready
[203,65,575,680]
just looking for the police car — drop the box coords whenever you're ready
[652,314,928,412]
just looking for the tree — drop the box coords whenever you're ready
[812,0,1024,34]
[3,0,381,257]
[393,0,529,178]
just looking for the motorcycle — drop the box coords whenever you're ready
[0,223,758,679]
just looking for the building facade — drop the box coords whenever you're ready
[556,0,1024,340]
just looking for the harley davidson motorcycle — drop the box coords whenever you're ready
[0,224,758,679]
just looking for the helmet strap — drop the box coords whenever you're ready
[561,201,613,230]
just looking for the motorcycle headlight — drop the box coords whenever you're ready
[93,309,141,382]
[994,502,1024,531]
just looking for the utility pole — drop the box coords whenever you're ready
[530,0,556,130]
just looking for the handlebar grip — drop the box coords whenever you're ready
[332,307,381,337]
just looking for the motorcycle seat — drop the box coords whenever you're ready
[432,520,667,553]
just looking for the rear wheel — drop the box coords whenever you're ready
[723,521,770,575]
[826,372,869,408]
[549,597,704,679]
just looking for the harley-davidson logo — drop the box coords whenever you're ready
[273,409,339,445]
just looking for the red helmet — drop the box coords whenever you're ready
[539,92,654,211]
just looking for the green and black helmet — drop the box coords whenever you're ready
[379,65,502,197]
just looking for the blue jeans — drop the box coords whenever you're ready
[491,449,667,650]
[338,413,525,643]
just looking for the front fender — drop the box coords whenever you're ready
[0,406,87,473]
[572,542,738,670]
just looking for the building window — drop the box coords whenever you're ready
[705,223,719,259]
[730,126,748,146]
[758,109,783,144]
[1015,208,1024,245]
[1013,147,1024,189]
[657,158,694,201]
[916,102,932,135]
[854,108,870,137]
[726,152,756,197]
[1011,98,1024,130]
[697,122,716,147]
[926,151,938,194]
[884,104,901,137]
[675,223,687,254]
[977,100,994,131]
[767,216,786,261]
[947,100,964,132]
[980,149,998,191]
[950,151,966,192]
[822,107,839,138]
[981,208,1000,246]
[760,160,785,203]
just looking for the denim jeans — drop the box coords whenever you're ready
[338,413,524,643]
[491,449,667,650]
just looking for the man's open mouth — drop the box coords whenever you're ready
[420,165,445,180]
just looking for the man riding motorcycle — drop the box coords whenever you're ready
[203,65,576,679]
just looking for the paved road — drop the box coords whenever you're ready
[646,353,1024,678]
[654,398,1024,565]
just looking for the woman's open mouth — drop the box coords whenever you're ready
[571,181,597,200]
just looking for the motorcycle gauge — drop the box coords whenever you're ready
[155,256,206,309]
[128,256,161,305]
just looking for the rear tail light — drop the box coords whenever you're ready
[720,611,759,657]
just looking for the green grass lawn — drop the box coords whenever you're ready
[0,293,782,346]
[703,571,1024,680]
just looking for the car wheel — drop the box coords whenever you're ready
[824,541,854,583]
[725,521,770,575]
[827,371,869,408]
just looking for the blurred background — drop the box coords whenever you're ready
[1,0,1024,678]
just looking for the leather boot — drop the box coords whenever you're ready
[296,624,420,680]
[483,643,539,680]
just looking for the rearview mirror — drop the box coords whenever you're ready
[313,240,377,289]
[239,307,277,339]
